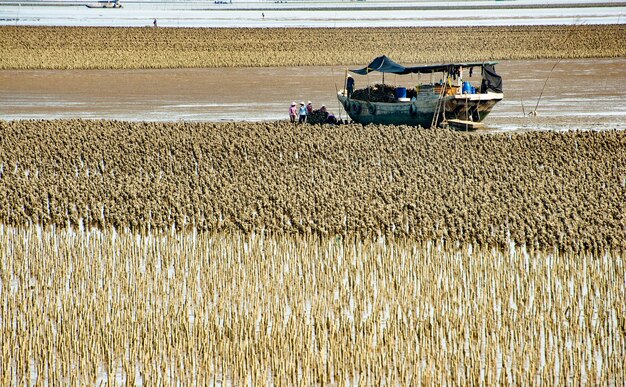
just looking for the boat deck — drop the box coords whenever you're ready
[446,119,485,130]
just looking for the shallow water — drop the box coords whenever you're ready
[1,58,625,132]
[0,0,625,27]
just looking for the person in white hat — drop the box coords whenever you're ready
[289,102,297,123]
[306,101,313,114]
[298,101,307,124]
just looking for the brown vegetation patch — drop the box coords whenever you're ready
[2,227,625,384]
[0,119,624,252]
[0,25,624,69]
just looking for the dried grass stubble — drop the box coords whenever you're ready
[0,25,625,69]
[0,119,624,252]
[1,228,625,384]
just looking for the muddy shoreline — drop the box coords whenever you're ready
[2,58,624,131]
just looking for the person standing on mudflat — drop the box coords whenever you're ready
[346,75,354,97]
[298,101,307,123]
[289,102,297,123]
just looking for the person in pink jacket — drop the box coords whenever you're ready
[289,102,297,123]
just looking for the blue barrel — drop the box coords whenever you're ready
[395,87,407,99]
[462,81,472,94]
[471,86,477,94]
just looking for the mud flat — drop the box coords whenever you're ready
[1,25,624,70]
[2,58,625,131]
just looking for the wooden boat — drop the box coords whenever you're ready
[86,0,122,8]
[337,56,503,129]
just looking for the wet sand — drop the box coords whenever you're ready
[1,58,624,132]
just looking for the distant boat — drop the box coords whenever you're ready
[86,0,122,8]
[338,56,503,129]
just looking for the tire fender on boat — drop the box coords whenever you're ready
[367,103,376,115]
[409,103,418,116]
[351,101,362,115]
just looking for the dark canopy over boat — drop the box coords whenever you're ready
[350,55,499,76]
[350,55,407,75]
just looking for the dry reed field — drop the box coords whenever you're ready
[1,119,625,383]
[1,25,624,69]
[1,227,625,384]
[0,120,624,252]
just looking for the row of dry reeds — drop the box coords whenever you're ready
[0,25,624,69]
[1,226,624,384]
[0,119,624,252]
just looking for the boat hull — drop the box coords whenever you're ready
[444,93,502,123]
[338,94,437,127]
[338,91,502,128]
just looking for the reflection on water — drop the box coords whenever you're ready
[1,58,625,132]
